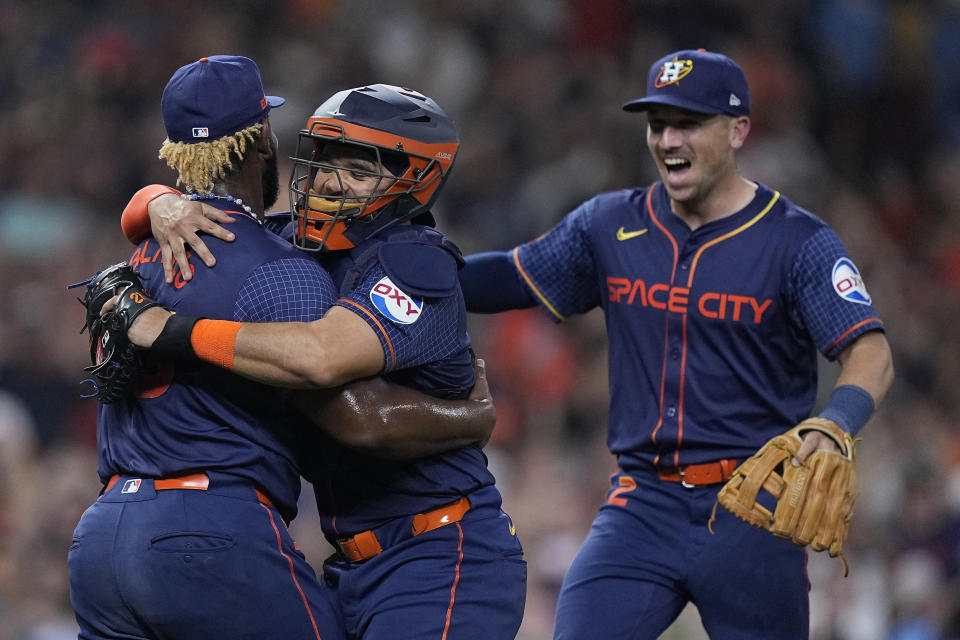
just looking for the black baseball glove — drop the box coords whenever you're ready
[69,263,161,403]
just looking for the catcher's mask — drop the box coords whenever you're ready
[289,84,459,252]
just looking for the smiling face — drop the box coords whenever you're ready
[645,105,750,212]
[310,144,396,199]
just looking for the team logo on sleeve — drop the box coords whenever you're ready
[369,276,423,324]
[832,258,872,305]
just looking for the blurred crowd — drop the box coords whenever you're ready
[1,0,958,638]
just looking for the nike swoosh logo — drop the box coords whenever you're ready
[616,227,648,241]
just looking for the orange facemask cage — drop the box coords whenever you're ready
[289,116,459,251]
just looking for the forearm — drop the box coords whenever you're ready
[820,330,894,435]
[140,311,382,389]
[833,331,894,405]
[295,379,494,459]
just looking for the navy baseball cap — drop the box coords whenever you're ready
[161,55,285,143]
[622,49,750,117]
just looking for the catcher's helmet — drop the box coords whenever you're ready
[289,84,459,251]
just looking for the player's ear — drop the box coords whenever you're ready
[729,116,751,150]
[256,117,275,158]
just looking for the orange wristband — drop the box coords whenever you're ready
[191,319,242,370]
[121,184,182,244]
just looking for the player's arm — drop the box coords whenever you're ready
[461,200,602,318]
[831,330,894,407]
[786,225,897,460]
[127,303,385,388]
[459,251,536,312]
[295,359,496,459]
[794,330,894,463]
[122,185,236,283]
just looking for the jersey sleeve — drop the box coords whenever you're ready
[514,200,602,322]
[789,226,885,359]
[333,262,466,373]
[234,257,337,323]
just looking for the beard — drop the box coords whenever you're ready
[261,150,280,210]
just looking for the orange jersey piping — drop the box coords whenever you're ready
[686,191,781,286]
[337,298,396,370]
[261,504,326,639]
[441,523,466,640]
[646,185,680,459]
[512,247,565,321]
[827,318,883,356]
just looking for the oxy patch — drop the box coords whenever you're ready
[370,276,423,325]
[832,258,871,305]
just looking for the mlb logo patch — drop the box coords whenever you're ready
[369,276,423,325]
[121,478,142,494]
[192,127,209,138]
[832,258,871,305]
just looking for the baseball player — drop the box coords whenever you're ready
[456,49,894,638]
[115,84,526,639]
[70,58,496,640]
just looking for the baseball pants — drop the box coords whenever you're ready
[322,486,527,640]
[69,473,345,640]
[553,470,809,639]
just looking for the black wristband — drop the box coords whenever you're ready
[151,313,203,362]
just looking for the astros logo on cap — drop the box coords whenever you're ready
[655,57,694,88]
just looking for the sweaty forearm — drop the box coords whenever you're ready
[296,379,494,459]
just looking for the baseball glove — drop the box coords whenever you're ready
[70,263,161,403]
[711,418,858,575]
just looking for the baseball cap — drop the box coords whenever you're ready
[161,55,285,143]
[622,49,750,117]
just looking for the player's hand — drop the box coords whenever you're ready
[792,429,842,467]
[468,358,496,447]
[149,194,236,284]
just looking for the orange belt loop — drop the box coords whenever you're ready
[337,530,384,563]
[336,496,472,563]
[411,496,471,536]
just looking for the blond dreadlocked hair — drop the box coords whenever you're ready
[158,123,263,195]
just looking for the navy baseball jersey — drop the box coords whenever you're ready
[512,181,883,470]
[98,202,336,521]
[309,224,495,533]
[474,180,887,639]
[265,215,525,640]
[71,201,347,640]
